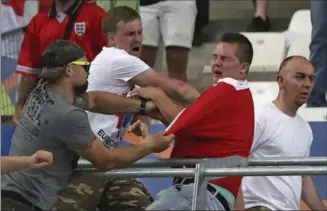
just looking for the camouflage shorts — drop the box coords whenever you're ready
[53,172,153,211]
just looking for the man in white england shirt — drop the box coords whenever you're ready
[237,56,326,211]
[87,6,200,149]
[83,6,200,211]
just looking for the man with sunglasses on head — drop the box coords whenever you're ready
[1,40,175,211]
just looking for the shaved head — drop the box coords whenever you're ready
[278,56,313,76]
[276,55,315,107]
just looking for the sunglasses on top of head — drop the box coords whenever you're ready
[69,60,90,73]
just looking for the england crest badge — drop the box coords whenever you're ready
[74,22,86,36]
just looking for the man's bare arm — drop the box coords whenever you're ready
[81,133,174,170]
[301,176,326,210]
[129,87,184,124]
[16,76,36,108]
[129,68,200,106]
[73,91,156,115]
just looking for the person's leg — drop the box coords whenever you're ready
[193,0,209,46]
[146,184,225,210]
[1,197,40,211]
[140,4,160,68]
[307,0,327,107]
[54,172,105,211]
[146,185,192,210]
[160,0,197,82]
[98,177,153,211]
[247,0,271,32]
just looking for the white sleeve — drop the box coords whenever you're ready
[111,54,150,83]
[305,124,313,157]
[250,109,267,153]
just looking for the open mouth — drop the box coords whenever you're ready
[213,70,222,77]
[132,47,140,52]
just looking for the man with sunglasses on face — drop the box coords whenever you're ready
[1,40,175,211]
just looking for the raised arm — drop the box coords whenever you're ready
[129,86,184,124]
[129,68,200,106]
[73,91,157,115]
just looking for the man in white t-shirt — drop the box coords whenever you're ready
[87,6,200,148]
[85,6,200,211]
[236,56,326,210]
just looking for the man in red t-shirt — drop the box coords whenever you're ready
[130,32,255,210]
[12,0,107,124]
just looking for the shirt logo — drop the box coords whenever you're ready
[74,22,86,36]
[97,129,120,148]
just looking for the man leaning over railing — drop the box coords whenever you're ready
[1,40,175,211]
[234,56,327,211]
[129,32,255,211]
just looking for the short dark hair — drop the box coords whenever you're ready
[102,6,140,36]
[220,33,253,66]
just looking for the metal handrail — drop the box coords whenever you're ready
[88,166,327,178]
[75,156,327,210]
[77,156,327,170]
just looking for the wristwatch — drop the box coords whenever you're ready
[138,98,147,115]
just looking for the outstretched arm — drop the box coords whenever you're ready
[1,150,53,174]
[129,87,185,124]
[129,68,200,106]
[73,91,157,115]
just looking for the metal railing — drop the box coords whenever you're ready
[1,25,26,120]
[77,156,327,210]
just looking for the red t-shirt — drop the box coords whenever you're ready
[166,78,255,196]
[15,0,107,78]
[3,0,25,16]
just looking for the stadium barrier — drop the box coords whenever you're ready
[77,156,327,210]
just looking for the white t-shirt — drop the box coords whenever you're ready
[242,102,313,210]
[86,47,149,148]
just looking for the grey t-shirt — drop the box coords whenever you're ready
[1,82,96,210]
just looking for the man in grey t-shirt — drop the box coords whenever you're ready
[1,40,174,211]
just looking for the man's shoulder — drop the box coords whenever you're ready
[93,47,142,69]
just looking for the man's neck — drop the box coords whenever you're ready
[47,82,75,104]
[55,0,76,13]
[273,94,300,117]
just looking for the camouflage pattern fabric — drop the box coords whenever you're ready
[53,172,105,211]
[246,206,272,211]
[53,172,153,211]
[98,177,154,211]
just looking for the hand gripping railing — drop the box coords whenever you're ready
[76,156,327,210]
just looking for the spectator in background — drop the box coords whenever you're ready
[1,150,53,174]
[139,0,197,82]
[97,0,139,13]
[247,0,271,32]
[307,0,327,107]
[12,0,107,125]
[193,0,209,46]
[236,56,326,211]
